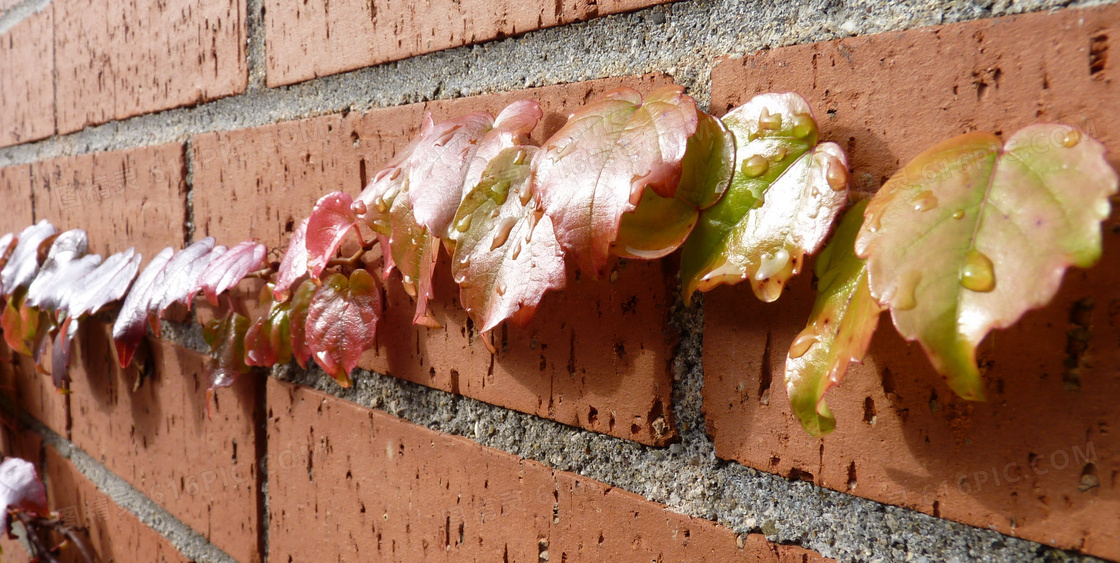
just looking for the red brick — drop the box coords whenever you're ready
[706,5,1120,559]
[266,379,826,562]
[264,0,672,87]
[0,165,35,236]
[42,446,191,563]
[0,341,69,438]
[0,10,55,147]
[33,143,187,260]
[67,322,261,563]
[192,75,680,445]
[0,428,42,563]
[52,0,247,134]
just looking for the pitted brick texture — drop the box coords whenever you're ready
[264,0,672,86]
[0,10,54,147]
[706,4,1120,559]
[0,164,34,235]
[53,0,247,134]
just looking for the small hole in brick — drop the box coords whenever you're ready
[630,423,641,434]
[1090,34,1109,76]
[863,397,877,424]
[587,406,598,425]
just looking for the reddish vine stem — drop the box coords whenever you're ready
[12,510,95,563]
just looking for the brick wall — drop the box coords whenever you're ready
[0,0,1117,562]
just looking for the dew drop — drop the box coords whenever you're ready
[826,159,848,191]
[350,200,367,216]
[458,255,470,269]
[512,149,527,165]
[490,208,501,218]
[774,146,787,161]
[493,181,510,205]
[519,185,534,206]
[754,248,790,281]
[403,280,417,298]
[912,190,938,212]
[952,209,965,220]
[455,214,473,232]
[742,155,769,178]
[892,271,921,311]
[496,282,507,296]
[791,113,817,140]
[511,238,523,260]
[373,197,388,214]
[789,331,819,359]
[490,217,517,250]
[759,108,782,131]
[389,167,402,181]
[1062,129,1082,148]
[960,250,996,293]
[807,205,820,219]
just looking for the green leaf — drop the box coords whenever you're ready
[855,125,1119,400]
[288,279,318,369]
[785,201,882,436]
[681,93,849,304]
[244,285,292,367]
[448,146,566,336]
[204,308,251,416]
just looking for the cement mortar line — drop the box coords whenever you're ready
[4,408,240,563]
[1,0,1112,168]
[155,316,1094,562]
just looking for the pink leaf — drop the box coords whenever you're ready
[1,220,57,297]
[461,100,543,197]
[306,192,362,278]
[111,247,174,368]
[306,269,381,387]
[194,240,267,306]
[66,248,143,319]
[273,218,309,302]
[0,457,48,534]
[149,239,224,322]
[405,112,495,235]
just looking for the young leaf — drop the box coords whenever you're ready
[449,146,566,334]
[354,116,431,237]
[111,247,174,368]
[680,93,849,304]
[405,112,496,235]
[855,125,1119,400]
[675,111,737,210]
[306,269,381,388]
[0,220,57,297]
[785,201,882,436]
[149,238,223,322]
[203,308,251,415]
[2,291,41,357]
[193,240,267,306]
[387,184,441,328]
[287,279,318,369]
[66,248,143,319]
[0,457,49,534]
[533,85,699,276]
[460,100,544,203]
[273,218,309,302]
[0,232,17,272]
[51,316,80,389]
[305,192,362,278]
[25,229,90,308]
[245,287,293,367]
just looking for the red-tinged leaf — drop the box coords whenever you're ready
[680,93,849,304]
[66,248,143,319]
[387,189,441,328]
[406,112,495,235]
[306,192,362,278]
[855,124,1118,400]
[2,291,40,356]
[273,218,309,302]
[194,240,267,306]
[0,220,57,297]
[245,287,292,367]
[461,100,543,199]
[785,202,882,436]
[149,239,223,322]
[0,457,49,534]
[612,188,700,260]
[26,229,97,310]
[51,316,80,389]
[533,85,699,276]
[449,146,566,334]
[204,309,251,417]
[0,232,17,272]
[111,247,174,368]
[287,279,318,368]
[354,116,432,237]
[306,269,381,387]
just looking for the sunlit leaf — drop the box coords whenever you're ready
[354,116,431,238]
[0,457,48,534]
[149,239,223,324]
[855,125,1119,400]
[111,247,174,368]
[405,112,496,235]
[0,233,17,272]
[533,85,699,276]
[203,309,251,416]
[306,192,362,278]
[681,93,849,304]
[676,111,737,210]
[306,269,381,387]
[612,188,699,260]
[449,146,566,335]
[194,240,267,306]
[287,279,318,369]
[785,201,882,436]
[460,100,543,204]
[273,218,309,302]
[26,229,97,311]
[245,286,292,367]
[51,316,80,389]
[387,183,441,328]
[0,220,57,297]
[66,248,143,319]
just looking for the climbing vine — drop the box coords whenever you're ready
[0,84,1115,441]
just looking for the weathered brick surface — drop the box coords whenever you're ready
[67,323,261,563]
[264,0,672,86]
[0,342,69,438]
[32,143,187,260]
[52,0,247,134]
[0,165,35,236]
[192,75,680,445]
[266,379,827,562]
[0,10,55,147]
[706,5,1120,559]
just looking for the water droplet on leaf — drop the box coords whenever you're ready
[912,190,938,212]
[351,200,367,216]
[826,159,848,191]
[789,331,819,359]
[490,217,517,250]
[892,270,921,311]
[496,282,506,296]
[952,209,965,220]
[759,108,782,131]
[754,248,790,281]
[1062,129,1082,148]
[742,155,769,178]
[373,197,388,214]
[455,214,473,232]
[960,250,996,292]
[791,113,817,139]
